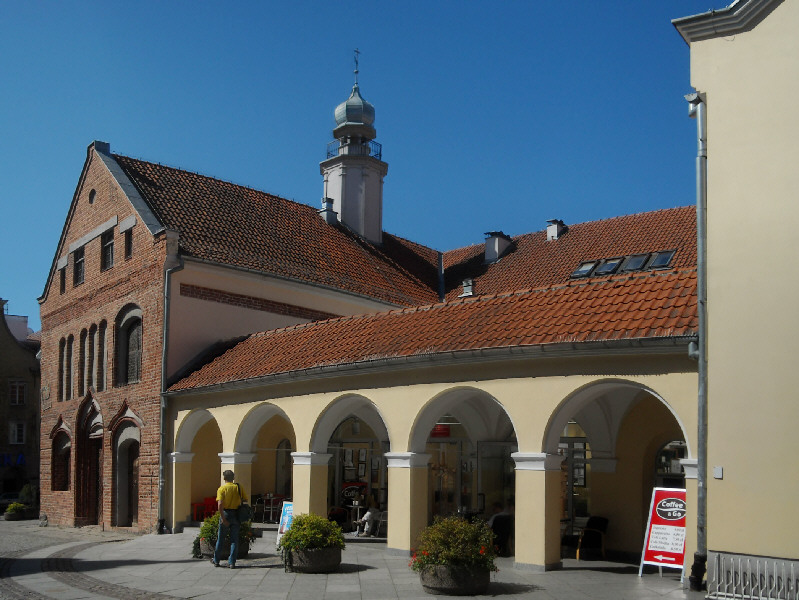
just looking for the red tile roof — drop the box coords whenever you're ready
[169,268,697,392]
[113,155,440,307]
[443,207,696,300]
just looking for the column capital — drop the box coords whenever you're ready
[680,458,698,479]
[385,452,431,468]
[218,452,257,465]
[511,452,564,471]
[291,452,332,466]
[170,451,194,463]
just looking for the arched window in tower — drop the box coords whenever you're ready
[52,432,71,491]
[115,306,142,386]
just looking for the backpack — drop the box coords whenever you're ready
[236,483,253,522]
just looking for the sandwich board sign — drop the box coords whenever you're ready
[276,501,294,547]
[638,487,687,576]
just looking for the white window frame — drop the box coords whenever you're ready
[9,380,26,405]
[9,422,25,445]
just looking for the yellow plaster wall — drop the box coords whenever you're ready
[190,420,222,502]
[169,356,697,565]
[252,416,294,497]
[689,0,799,559]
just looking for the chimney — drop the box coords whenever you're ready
[484,231,513,264]
[459,278,474,298]
[319,197,338,226]
[546,219,568,241]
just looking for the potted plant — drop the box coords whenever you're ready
[278,513,345,573]
[191,513,255,559]
[4,502,27,521]
[409,516,498,596]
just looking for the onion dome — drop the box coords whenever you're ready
[334,83,375,127]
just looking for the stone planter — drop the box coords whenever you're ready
[419,565,490,596]
[4,512,22,521]
[287,547,342,573]
[199,537,249,558]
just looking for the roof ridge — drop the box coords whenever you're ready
[442,205,695,256]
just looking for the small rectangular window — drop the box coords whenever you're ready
[124,229,133,259]
[59,268,66,294]
[594,257,622,276]
[73,247,85,286]
[10,422,25,445]
[101,230,114,271]
[571,261,598,278]
[622,254,650,272]
[649,250,675,269]
[9,381,26,405]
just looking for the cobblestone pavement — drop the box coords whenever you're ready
[0,519,707,599]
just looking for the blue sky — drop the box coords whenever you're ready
[0,2,728,331]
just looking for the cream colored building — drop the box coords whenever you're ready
[674,0,799,594]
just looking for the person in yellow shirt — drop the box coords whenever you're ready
[211,470,248,568]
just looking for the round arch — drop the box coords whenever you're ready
[174,409,215,453]
[234,403,294,453]
[409,386,517,453]
[310,394,389,454]
[542,378,692,459]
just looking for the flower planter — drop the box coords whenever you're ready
[4,512,22,521]
[287,547,341,573]
[419,565,490,596]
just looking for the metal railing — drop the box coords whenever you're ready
[708,552,799,599]
[326,140,382,160]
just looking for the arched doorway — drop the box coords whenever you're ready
[113,422,141,527]
[545,380,690,562]
[75,398,104,526]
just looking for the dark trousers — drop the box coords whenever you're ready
[213,508,240,565]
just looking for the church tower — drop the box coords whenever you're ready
[320,52,388,244]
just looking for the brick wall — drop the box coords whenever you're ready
[39,146,167,532]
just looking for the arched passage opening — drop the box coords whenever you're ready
[544,380,690,562]
[310,395,389,531]
[234,404,296,522]
[410,387,517,553]
[173,409,223,524]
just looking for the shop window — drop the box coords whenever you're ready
[101,230,114,271]
[73,247,85,286]
[9,381,26,405]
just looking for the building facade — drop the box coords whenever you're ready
[0,301,40,497]
[674,0,799,593]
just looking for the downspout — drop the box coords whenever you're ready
[158,233,184,534]
[686,91,708,591]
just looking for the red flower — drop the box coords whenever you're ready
[480,546,486,555]
[422,551,429,556]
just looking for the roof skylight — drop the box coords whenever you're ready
[571,261,598,278]
[593,258,622,276]
[649,250,675,269]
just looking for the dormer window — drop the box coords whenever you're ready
[649,250,675,269]
[571,261,598,278]
[622,254,650,272]
[593,258,622,276]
